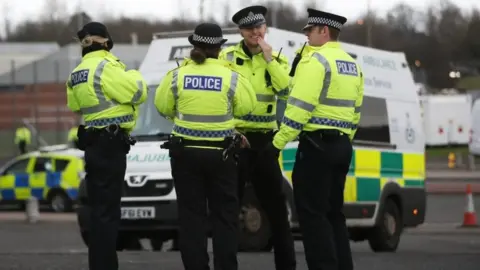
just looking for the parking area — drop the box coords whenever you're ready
[0,194,479,269]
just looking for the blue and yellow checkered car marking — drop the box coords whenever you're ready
[0,172,79,200]
[279,146,425,203]
[0,155,83,201]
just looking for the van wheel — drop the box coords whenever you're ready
[368,198,402,252]
[48,191,72,213]
[117,234,143,251]
[169,238,180,251]
[150,238,164,251]
[238,186,272,252]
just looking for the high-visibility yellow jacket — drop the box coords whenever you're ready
[219,42,290,131]
[14,127,31,144]
[66,50,148,133]
[273,41,364,149]
[154,58,257,141]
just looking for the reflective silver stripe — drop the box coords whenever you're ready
[85,114,134,127]
[80,60,119,114]
[173,71,238,123]
[227,72,238,115]
[130,80,145,104]
[354,106,361,113]
[171,70,179,109]
[312,53,356,108]
[287,96,315,112]
[226,52,234,62]
[256,94,276,102]
[273,87,289,96]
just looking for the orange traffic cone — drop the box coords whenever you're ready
[462,184,478,227]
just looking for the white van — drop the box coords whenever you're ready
[469,99,480,155]
[76,28,426,252]
[421,94,472,146]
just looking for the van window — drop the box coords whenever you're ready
[354,96,391,143]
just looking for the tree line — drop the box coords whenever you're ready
[3,0,480,90]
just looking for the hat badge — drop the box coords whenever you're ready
[248,11,254,17]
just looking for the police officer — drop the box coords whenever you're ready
[14,124,31,154]
[270,9,364,270]
[66,22,147,270]
[219,5,296,270]
[154,23,257,270]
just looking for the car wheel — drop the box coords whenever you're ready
[368,198,403,252]
[49,191,72,213]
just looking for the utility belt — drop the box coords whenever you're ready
[77,124,136,153]
[300,129,345,151]
[161,134,243,161]
[238,129,276,149]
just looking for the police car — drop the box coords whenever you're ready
[77,27,426,252]
[0,144,85,213]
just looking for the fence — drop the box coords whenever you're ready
[0,59,142,159]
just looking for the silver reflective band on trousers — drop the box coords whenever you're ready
[67,60,145,115]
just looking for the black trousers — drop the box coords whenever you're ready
[170,147,239,270]
[84,131,127,270]
[238,132,296,270]
[292,131,354,270]
[18,140,26,154]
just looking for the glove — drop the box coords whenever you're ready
[263,141,281,158]
[233,130,251,149]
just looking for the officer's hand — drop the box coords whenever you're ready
[239,134,250,149]
[257,37,273,63]
[264,141,280,158]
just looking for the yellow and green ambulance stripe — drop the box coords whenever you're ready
[280,147,425,203]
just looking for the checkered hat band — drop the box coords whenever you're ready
[307,16,343,29]
[238,14,266,26]
[192,34,223,44]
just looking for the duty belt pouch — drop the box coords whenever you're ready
[167,136,184,159]
[76,125,88,151]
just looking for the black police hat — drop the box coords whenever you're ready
[77,22,114,50]
[302,8,347,31]
[188,23,228,47]
[232,5,267,29]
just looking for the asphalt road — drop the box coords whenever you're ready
[0,194,480,269]
[0,222,479,270]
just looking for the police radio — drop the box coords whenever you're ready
[289,42,307,77]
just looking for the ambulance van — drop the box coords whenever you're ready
[76,27,426,252]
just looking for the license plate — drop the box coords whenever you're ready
[121,207,155,220]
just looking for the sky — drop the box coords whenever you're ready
[0,0,479,33]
